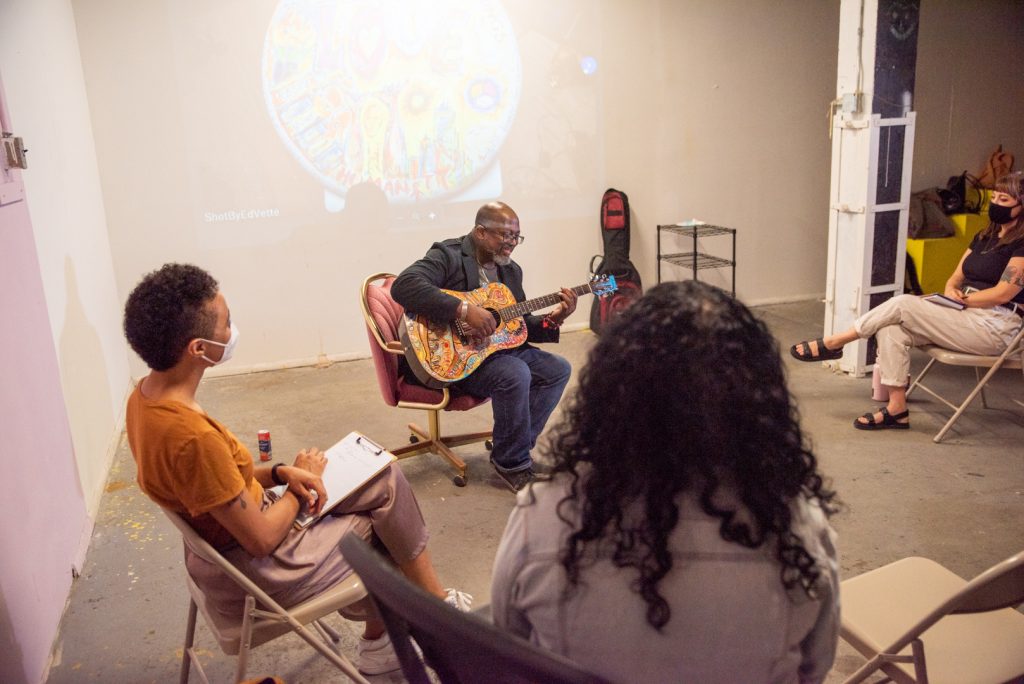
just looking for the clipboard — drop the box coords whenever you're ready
[922,293,966,310]
[292,431,397,530]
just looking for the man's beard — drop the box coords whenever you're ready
[493,253,511,266]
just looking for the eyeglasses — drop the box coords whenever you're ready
[480,226,525,245]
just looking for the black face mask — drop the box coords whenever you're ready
[988,201,1020,225]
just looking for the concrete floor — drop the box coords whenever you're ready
[45,300,1024,683]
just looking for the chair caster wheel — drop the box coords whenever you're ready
[453,475,467,487]
[484,440,493,451]
[409,434,420,444]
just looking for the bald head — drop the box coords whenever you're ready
[472,201,520,266]
[475,201,518,230]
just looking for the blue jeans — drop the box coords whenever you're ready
[456,346,571,473]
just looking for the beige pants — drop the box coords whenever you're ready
[187,463,428,616]
[855,294,1023,387]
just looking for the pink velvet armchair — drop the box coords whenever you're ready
[359,273,492,486]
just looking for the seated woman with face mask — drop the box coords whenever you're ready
[122,263,470,676]
[791,171,1024,430]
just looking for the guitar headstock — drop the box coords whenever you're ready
[590,274,618,297]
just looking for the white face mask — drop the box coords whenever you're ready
[199,322,239,366]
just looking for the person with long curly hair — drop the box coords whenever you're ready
[791,172,1024,431]
[491,280,839,683]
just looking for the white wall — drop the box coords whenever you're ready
[71,0,847,374]
[0,0,132,516]
[0,0,131,681]
[601,0,842,305]
[913,1,1024,189]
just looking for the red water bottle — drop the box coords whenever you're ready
[258,430,272,462]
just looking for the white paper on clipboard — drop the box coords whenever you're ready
[293,431,396,529]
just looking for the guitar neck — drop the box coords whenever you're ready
[498,282,595,321]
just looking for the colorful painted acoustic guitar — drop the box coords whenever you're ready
[401,275,618,387]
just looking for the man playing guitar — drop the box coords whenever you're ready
[392,202,577,492]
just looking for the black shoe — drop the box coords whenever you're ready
[493,466,534,492]
[789,337,844,362]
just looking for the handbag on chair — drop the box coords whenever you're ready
[938,171,984,215]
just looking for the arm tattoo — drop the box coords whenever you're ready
[1000,264,1024,288]
[232,493,247,509]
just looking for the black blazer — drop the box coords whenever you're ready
[392,234,559,344]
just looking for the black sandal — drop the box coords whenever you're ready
[853,407,910,431]
[789,338,844,362]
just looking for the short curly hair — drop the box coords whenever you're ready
[123,263,219,371]
[546,280,836,631]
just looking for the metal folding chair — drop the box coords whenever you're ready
[907,324,1024,442]
[840,550,1024,683]
[162,508,370,684]
[338,533,611,684]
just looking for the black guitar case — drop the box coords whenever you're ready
[589,188,642,334]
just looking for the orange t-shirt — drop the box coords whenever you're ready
[125,384,264,549]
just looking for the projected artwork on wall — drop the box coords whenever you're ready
[262,0,522,211]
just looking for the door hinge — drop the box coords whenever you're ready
[2,132,28,169]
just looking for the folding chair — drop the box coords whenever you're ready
[360,273,492,486]
[907,324,1024,442]
[338,533,612,684]
[161,509,371,684]
[839,550,1024,684]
